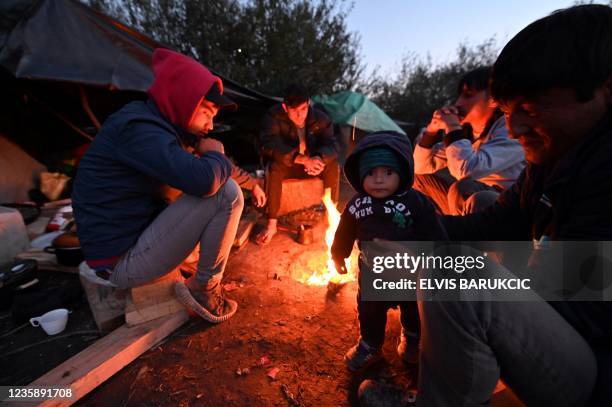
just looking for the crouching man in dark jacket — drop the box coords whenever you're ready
[256,84,339,244]
[73,49,242,323]
[358,5,612,406]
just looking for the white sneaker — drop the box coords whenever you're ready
[78,261,117,287]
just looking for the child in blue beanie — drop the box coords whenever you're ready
[332,131,448,372]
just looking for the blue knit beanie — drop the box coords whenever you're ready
[358,147,404,184]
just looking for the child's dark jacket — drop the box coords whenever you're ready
[332,132,448,262]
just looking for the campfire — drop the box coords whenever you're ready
[295,188,357,286]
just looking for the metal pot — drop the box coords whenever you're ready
[297,224,314,245]
[44,232,83,267]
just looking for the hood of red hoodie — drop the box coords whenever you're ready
[147,48,223,131]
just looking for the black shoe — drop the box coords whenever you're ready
[344,339,383,372]
[397,329,419,365]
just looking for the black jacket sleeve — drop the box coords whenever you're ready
[413,192,449,241]
[260,110,298,167]
[331,204,357,261]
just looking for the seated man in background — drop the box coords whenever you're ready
[413,67,525,215]
[256,84,339,244]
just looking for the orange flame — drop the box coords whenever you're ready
[297,188,356,286]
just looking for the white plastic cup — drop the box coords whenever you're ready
[29,308,70,335]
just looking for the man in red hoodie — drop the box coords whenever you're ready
[73,48,243,322]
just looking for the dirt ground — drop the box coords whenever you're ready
[1,179,522,406]
[79,219,521,406]
[78,214,420,406]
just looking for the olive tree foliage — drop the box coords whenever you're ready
[84,0,363,96]
[360,39,499,131]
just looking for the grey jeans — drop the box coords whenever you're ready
[416,250,597,406]
[110,179,244,288]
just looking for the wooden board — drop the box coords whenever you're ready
[79,275,127,333]
[130,269,183,306]
[277,178,324,216]
[125,296,185,326]
[29,311,189,407]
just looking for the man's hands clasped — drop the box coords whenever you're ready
[425,106,463,135]
[301,155,325,176]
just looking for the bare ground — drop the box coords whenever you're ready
[78,213,522,406]
[78,217,420,406]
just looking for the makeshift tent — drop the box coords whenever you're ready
[312,91,406,135]
[0,0,276,167]
[0,0,277,105]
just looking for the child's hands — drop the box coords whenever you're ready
[333,257,348,274]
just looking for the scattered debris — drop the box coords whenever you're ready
[235,367,250,376]
[273,273,281,281]
[258,355,271,366]
[281,384,303,407]
[266,367,280,380]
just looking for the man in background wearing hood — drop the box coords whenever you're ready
[73,48,242,322]
[413,67,525,215]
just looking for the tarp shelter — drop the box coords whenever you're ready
[312,91,406,135]
[0,0,276,169]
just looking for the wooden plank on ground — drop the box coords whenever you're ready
[125,295,185,326]
[29,311,189,407]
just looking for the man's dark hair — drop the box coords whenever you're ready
[283,84,310,108]
[457,66,492,94]
[492,4,612,103]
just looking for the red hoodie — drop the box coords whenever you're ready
[147,48,224,130]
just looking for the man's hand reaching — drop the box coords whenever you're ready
[252,184,267,207]
[333,257,348,275]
